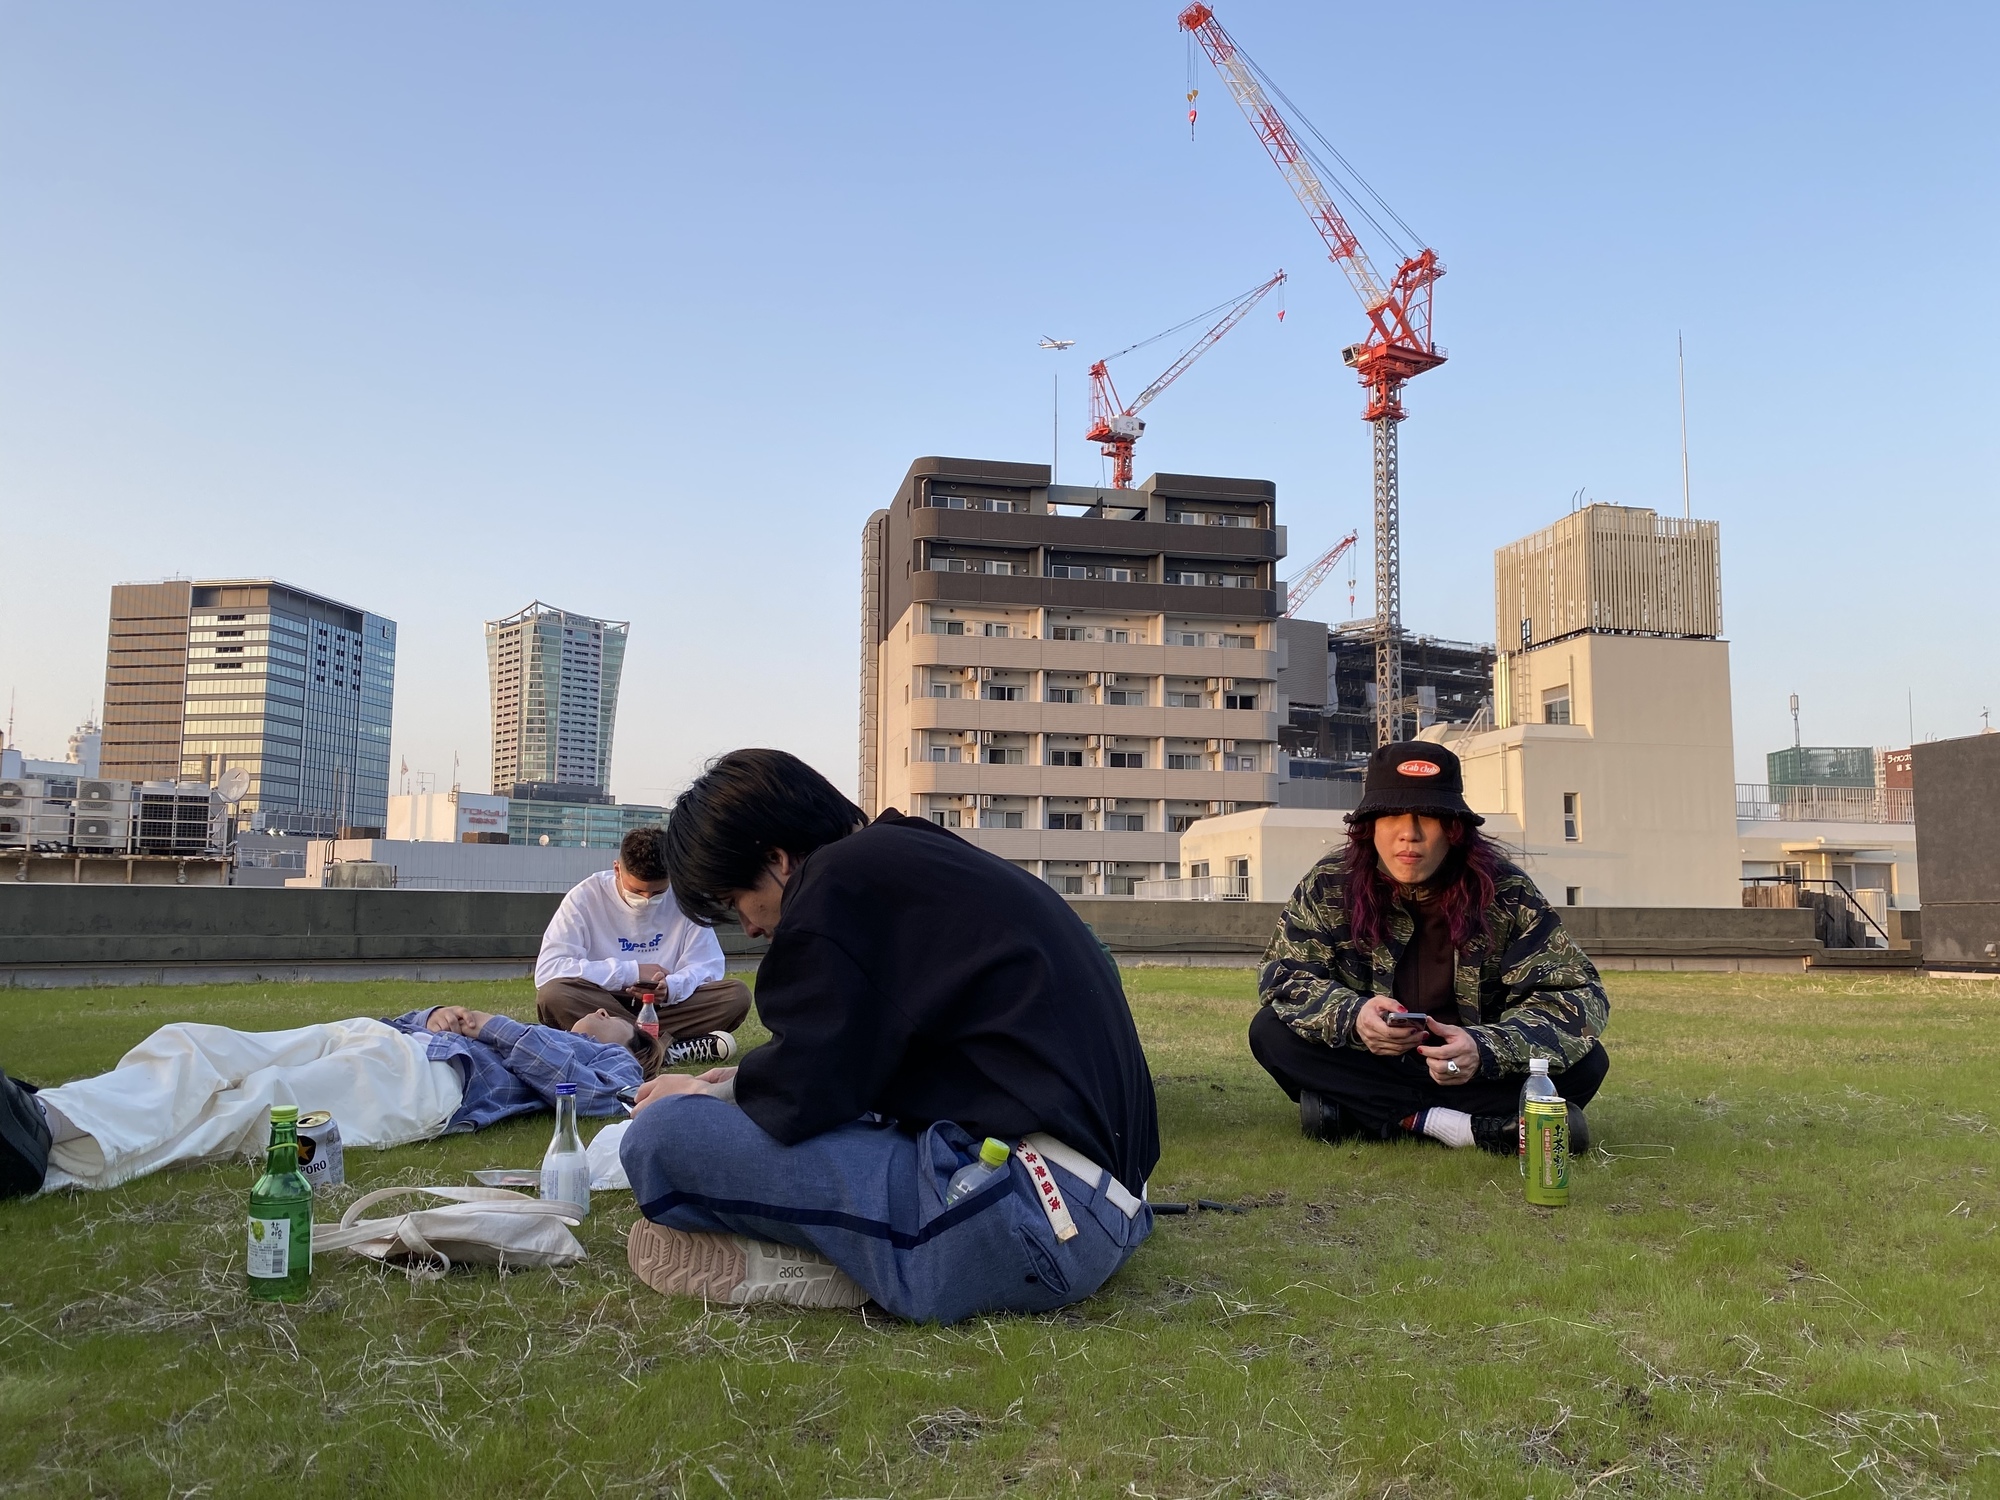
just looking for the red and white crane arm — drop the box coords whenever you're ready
[1284,529,1360,617]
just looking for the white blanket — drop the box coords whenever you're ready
[38,1019,465,1192]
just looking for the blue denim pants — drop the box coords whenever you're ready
[619,1095,1151,1324]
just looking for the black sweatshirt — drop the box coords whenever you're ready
[732,811,1160,1194]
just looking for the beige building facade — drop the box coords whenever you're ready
[861,457,1284,894]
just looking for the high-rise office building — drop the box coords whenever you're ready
[485,602,628,798]
[860,457,1283,895]
[99,580,397,835]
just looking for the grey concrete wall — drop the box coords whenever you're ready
[1914,733,2000,969]
[1,886,1824,987]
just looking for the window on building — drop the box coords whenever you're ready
[928,682,962,699]
[982,622,1011,638]
[1562,792,1580,842]
[981,684,1022,702]
[1106,813,1145,832]
[1046,687,1081,703]
[1223,692,1257,711]
[1189,861,1210,878]
[1106,751,1145,769]
[982,746,1023,765]
[1225,753,1258,772]
[1046,749,1084,767]
[1543,690,1571,725]
[1565,886,1582,906]
[925,746,957,763]
[928,809,963,829]
[1168,814,1200,833]
[979,809,1024,829]
[934,620,966,636]
[1167,753,1202,770]
[1050,874,1084,895]
[1105,688,1144,706]
[1167,691,1204,708]
[1223,634,1256,649]
[1050,626,1084,641]
[1047,812,1083,831]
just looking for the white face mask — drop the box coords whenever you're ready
[617,882,661,911]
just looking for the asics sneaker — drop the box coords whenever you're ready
[626,1221,868,1309]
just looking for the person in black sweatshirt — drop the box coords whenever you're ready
[617,748,1159,1323]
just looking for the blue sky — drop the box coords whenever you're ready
[3,2,1994,798]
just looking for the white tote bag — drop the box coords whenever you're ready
[314,1186,586,1272]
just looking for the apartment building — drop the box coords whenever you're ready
[99,579,397,835]
[485,602,629,798]
[860,456,1283,894]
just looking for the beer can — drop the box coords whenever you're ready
[295,1110,345,1189]
[1523,1099,1569,1207]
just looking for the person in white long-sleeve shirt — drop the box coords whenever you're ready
[534,828,752,1059]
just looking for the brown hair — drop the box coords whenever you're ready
[621,1025,666,1080]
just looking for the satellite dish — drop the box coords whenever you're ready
[218,767,252,804]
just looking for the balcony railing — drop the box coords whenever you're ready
[1132,875,1251,901]
[1736,784,1912,825]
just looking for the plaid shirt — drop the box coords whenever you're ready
[1259,855,1608,1078]
[383,1011,640,1132]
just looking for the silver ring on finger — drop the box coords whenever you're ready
[1446,1059,1461,1075]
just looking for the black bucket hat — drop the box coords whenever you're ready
[1347,741,1483,825]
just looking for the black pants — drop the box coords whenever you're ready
[1247,1007,1609,1139]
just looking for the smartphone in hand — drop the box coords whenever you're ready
[1383,1009,1431,1029]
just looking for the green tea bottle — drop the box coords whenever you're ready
[247,1104,313,1301]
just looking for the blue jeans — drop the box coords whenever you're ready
[619,1096,1151,1324]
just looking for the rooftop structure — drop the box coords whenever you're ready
[485,602,628,799]
[1496,503,1721,651]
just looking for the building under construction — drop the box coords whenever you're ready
[1275,617,1494,802]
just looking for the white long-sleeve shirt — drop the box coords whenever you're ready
[534,870,727,1000]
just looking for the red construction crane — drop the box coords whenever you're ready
[1283,529,1360,618]
[1180,3,1445,746]
[1084,270,1286,492]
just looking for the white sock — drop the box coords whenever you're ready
[1417,1107,1474,1149]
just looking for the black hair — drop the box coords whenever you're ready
[619,825,669,882]
[661,749,866,926]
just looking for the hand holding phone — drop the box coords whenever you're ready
[1383,1009,1432,1029]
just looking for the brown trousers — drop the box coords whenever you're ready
[534,976,752,1043]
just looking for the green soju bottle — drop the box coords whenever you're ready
[247,1104,313,1302]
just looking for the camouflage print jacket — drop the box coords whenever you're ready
[1259,854,1608,1078]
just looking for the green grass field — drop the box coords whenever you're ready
[1,969,1995,1498]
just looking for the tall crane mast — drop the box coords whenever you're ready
[1085,271,1286,491]
[1179,3,1445,746]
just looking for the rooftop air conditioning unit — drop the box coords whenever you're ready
[77,779,131,811]
[73,812,129,851]
[0,779,37,808]
[0,814,27,848]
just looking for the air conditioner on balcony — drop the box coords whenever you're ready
[1221,678,1236,691]
[1086,735,1103,749]
[1087,672,1103,686]
[1206,801,1225,816]
[1205,739,1223,753]
[980,731,996,745]
[961,794,980,810]
[980,796,997,809]
[979,667,995,680]
[1087,799,1103,812]
[1223,739,1237,752]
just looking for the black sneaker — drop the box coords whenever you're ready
[1567,1103,1591,1155]
[665,1031,738,1067]
[1470,1114,1518,1156]
[1299,1089,1341,1142]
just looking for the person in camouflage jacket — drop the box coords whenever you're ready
[1249,743,1610,1154]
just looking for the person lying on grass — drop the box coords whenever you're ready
[617,748,1160,1324]
[12,1001,726,1193]
[1250,741,1610,1154]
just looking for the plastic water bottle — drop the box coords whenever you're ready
[636,998,660,1038]
[540,1083,591,1216]
[1518,1057,1559,1176]
[944,1137,1012,1206]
